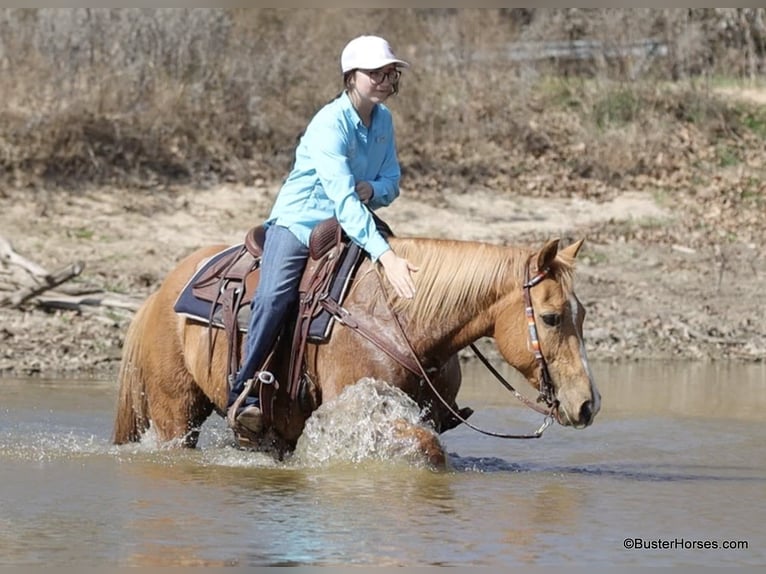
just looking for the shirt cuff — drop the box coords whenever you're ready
[365,234,390,262]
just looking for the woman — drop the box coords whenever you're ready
[229,35,418,433]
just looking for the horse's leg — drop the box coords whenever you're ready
[115,245,233,448]
[388,355,466,466]
[140,312,225,447]
[136,295,215,447]
[392,419,447,469]
[421,355,475,433]
[146,374,214,447]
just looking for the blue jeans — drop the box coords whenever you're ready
[229,224,309,407]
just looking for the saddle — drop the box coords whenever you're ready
[173,216,391,426]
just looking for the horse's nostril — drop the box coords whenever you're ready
[579,402,592,424]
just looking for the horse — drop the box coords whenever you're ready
[113,234,601,467]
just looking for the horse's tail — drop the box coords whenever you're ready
[112,293,156,444]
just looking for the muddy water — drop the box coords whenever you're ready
[1,361,764,566]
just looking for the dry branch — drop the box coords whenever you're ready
[35,291,142,313]
[0,235,50,278]
[0,262,85,308]
[1,234,143,314]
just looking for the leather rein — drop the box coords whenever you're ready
[320,256,560,440]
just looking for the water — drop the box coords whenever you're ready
[1,361,764,566]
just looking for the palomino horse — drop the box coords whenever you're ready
[113,235,600,466]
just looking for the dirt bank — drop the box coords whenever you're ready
[1,175,763,378]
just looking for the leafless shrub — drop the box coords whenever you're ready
[0,8,762,190]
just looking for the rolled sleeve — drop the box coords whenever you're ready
[367,151,400,210]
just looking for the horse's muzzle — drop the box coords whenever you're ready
[557,394,600,428]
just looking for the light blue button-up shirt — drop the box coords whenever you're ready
[266,91,401,261]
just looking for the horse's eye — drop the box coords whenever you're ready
[542,313,561,327]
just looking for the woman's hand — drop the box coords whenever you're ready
[355,181,374,204]
[378,249,418,299]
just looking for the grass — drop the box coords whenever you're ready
[716,144,741,167]
[635,216,668,229]
[537,77,586,111]
[591,87,642,129]
[582,250,608,265]
[650,188,672,207]
[707,76,766,90]
[739,108,766,138]
[742,177,765,206]
[71,228,95,240]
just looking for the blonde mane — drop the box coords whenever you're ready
[385,237,577,332]
[387,237,529,331]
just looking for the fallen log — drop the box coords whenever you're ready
[0,235,49,279]
[0,234,143,315]
[0,262,85,308]
[35,291,142,313]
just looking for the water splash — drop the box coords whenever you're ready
[292,377,440,468]
[0,379,443,470]
[105,422,275,468]
[0,431,106,462]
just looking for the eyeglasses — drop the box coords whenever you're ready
[360,68,401,85]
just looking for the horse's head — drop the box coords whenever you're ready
[493,238,601,429]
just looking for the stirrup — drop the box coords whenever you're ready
[226,372,275,440]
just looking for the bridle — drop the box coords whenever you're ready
[441,257,561,439]
[521,258,559,414]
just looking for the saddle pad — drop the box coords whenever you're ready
[307,241,363,343]
[173,241,363,339]
[173,244,253,331]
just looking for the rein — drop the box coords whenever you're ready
[322,257,559,439]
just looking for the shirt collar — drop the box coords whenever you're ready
[341,91,376,129]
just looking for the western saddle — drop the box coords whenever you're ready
[187,216,387,429]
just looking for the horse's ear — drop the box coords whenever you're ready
[558,238,585,264]
[537,238,560,271]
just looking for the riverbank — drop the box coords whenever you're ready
[1,174,763,377]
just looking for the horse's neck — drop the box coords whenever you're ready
[389,237,529,358]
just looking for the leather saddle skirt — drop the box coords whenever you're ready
[173,220,364,343]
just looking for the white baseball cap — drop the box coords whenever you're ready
[340,35,410,74]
